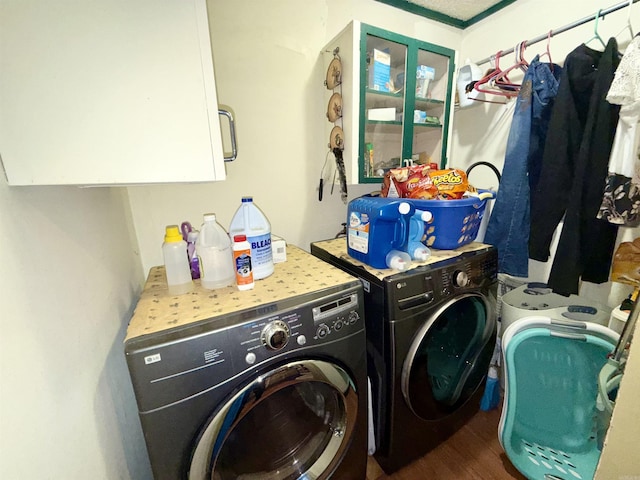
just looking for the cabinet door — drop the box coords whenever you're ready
[0,0,226,186]
[411,44,454,171]
[358,25,454,184]
[360,33,408,181]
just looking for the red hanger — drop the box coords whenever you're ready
[473,50,520,99]
[538,31,554,66]
[491,41,528,90]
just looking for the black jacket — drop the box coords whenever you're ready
[529,38,620,296]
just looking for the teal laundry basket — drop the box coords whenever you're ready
[499,322,617,480]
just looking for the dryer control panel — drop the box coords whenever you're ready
[388,248,497,320]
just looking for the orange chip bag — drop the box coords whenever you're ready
[381,165,438,199]
[428,168,469,199]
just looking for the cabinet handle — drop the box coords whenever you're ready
[218,108,238,162]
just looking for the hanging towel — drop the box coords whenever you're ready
[484,56,561,277]
[598,35,640,227]
[530,39,621,296]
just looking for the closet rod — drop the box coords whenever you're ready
[475,0,638,66]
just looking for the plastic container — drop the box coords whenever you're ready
[229,197,274,280]
[386,250,411,271]
[406,190,495,250]
[186,230,200,279]
[406,210,432,261]
[346,196,414,269]
[233,234,254,291]
[479,365,500,411]
[196,213,235,290]
[457,59,483,108]
[162,225,194,295]
[608,305,630,335]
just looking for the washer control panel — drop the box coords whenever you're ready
[232,290,362,365]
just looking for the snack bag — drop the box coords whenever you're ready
[428,168,469,199]
[381,165,438,199]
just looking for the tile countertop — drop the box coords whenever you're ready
[125,244,357,342]
[311,237,492,281]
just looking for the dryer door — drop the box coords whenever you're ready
[189,359,358,480]
[401,292,496,420]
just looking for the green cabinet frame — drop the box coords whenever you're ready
[357,24,455,184]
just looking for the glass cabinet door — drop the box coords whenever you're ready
[362,33,408,179]
[412,47,451,170]
[358,25,455,184]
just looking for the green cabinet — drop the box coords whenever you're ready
[323,22,455,185]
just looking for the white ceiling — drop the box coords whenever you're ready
[374,0,518,28]
[407,0,509,20]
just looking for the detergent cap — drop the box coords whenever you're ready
[164,225,183,243]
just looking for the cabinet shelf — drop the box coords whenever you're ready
[365,88,403,98]
[365,121,442,133]
[365,89,445,105]
[415,97,445,105]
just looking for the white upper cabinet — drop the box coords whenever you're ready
[0,0,231,186]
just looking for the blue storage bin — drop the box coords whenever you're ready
[406,190,495,250]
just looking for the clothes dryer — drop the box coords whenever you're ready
[124,245,368,480]
[311,238,498,474]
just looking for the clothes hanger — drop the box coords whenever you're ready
[468,65,510,104]
[615,0,635,41]
[491,41,528,90]
[538,31,554,67]
[473,51,519,100]
[585,9,607,49]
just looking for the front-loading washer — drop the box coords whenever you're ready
[124,245,367,480]
[311,238,498,474]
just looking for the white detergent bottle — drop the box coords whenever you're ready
[196,213,235,289]
[229,196,274,279]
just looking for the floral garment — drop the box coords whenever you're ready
[598,35,640,227]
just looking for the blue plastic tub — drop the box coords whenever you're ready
[406,190,495,250]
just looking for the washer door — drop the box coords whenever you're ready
[401,293,495,420]
[189,359,358,480]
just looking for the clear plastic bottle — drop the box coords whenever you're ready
[229,197,274,279]
[162,225,194,295]
[233,234,254,291]
[196,213,235,290]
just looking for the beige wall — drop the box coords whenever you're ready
[597,334,640,479]
[0,178,150,478]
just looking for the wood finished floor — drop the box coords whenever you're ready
[365,407,527,480]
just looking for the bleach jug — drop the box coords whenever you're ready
[346,196,414,269]
[229,197,274,280]
[196,213,235,289]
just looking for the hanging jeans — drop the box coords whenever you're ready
[485,57,562,277]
